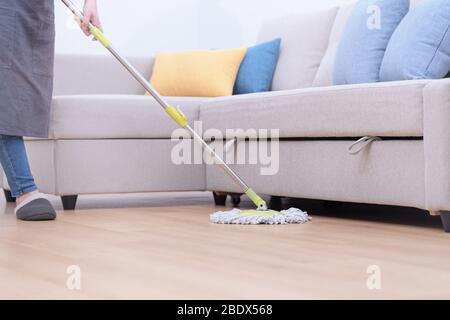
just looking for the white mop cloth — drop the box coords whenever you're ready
[210,207,310,225]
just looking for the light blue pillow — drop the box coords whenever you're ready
[333,0,409,85]
[234,38,281,95]
[380,0,450,81]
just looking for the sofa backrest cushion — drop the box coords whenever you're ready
[257,7,338,91]
[313,3,356,87]
[332,0,410,85]
[53,54,154,96]
[234,38,282,95]
[380,0,450,81]
[313,0,424,87]
[150,48,247,97]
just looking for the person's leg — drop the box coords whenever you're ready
[0,135,38,199]
[0,134,56,221]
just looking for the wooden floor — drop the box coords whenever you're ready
[1,191,449,300]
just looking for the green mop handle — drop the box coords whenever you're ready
[60,0,268,211]
[60,0,187,126]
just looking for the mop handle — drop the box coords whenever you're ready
[60,0,268,210]
[59,1,186,123]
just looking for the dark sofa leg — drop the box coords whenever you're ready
[3,189,16,203]
[212,192,227,206]
[269,196,283,210]
[230,194,241,207]
[61,195,78,210]
[441,211,450,233]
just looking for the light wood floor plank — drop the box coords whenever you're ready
[1,192,449,299]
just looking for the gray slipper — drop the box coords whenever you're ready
[15,193,57,221]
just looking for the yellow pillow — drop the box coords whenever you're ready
[149,48,247,97]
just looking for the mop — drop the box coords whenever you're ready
[61,0,310,225]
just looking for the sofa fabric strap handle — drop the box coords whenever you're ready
[348,136,381,155]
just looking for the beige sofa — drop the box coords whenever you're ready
[2,2,450,231]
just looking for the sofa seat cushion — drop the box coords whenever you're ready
[50,95,207,139]
[200,80,430,139]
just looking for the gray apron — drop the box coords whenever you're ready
[0,0,55,138]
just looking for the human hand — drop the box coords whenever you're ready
[78,0,102,37]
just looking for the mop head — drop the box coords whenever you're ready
[210,207,310,225]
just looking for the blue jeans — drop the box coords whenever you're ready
[0,135,37,198]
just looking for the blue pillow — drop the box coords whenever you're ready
[380,0,450,81]
[234,38,281,94]
[333,0,409,85]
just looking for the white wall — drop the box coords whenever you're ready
[55,0,349,57]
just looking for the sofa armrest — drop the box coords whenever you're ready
[53,54,154,96]
[424,78,450,211]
